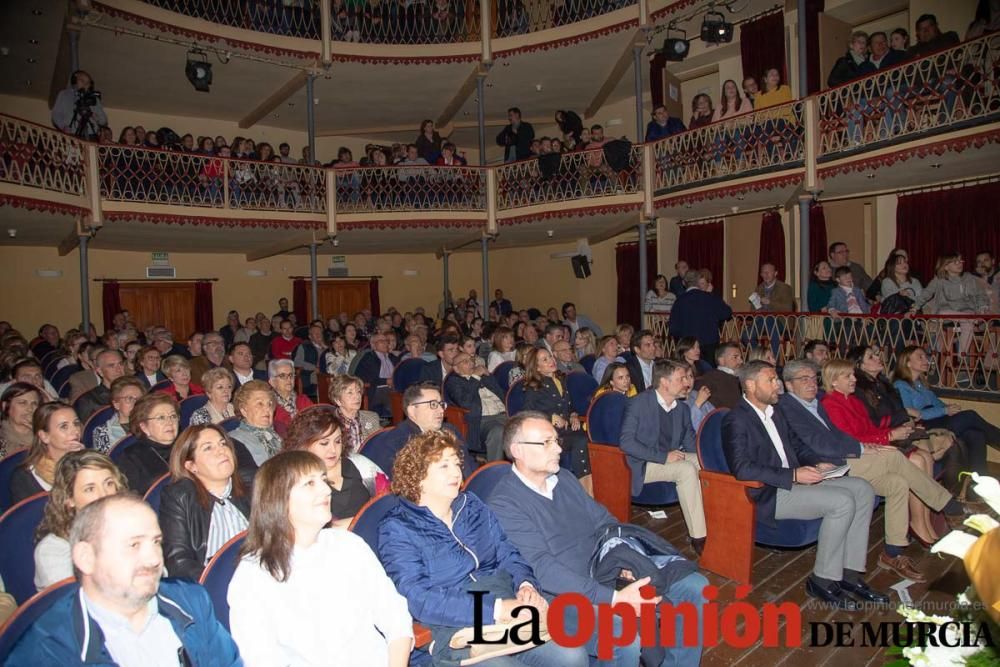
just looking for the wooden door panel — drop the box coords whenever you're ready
[818,13,853,89]
[118,283,197,339]
[305,280,371,321]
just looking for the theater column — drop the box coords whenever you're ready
[309,242,319,320]
[797,0,812,307]
[442,250,451,308]
[79,233,90,334]
[633,45,645,143]
[481,236,489,314]
[638,219,648,325]
[306,73,316,168]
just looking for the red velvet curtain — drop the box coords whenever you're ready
[739,11,786,86]
[369,277,381,317]
[615,239,658,328]
[758,211,786,279]
[809,203,828,269]
[677,221,724,296]
[896,182,1000,283]
[292,278,308,324]
[194,281,214,333]
[101,281,121,334]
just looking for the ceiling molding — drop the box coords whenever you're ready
[239,68,310,129]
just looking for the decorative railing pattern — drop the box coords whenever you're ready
[0,116,87,197]
[142,0,321,38]
[650,101,804,191]
[333,164,486,213]
[493,0,632,37]
[721,312,1000,396]
[230,158,327,212]
[495,143,641,210]
[817,33,1000,157]
[333,0,481,45]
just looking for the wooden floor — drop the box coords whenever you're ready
[634,501,974,667]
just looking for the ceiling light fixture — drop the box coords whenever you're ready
[700,11,733,44]
[185,49,213,92]
[661,27,689,62]
[26,57,37,64]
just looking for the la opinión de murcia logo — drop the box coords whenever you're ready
[468,585,995,658]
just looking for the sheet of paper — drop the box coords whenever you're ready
[821,464,850,479]
[647,510,668,519]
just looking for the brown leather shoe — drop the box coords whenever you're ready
[878,553,927,583]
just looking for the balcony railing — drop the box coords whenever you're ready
[333,164,487,213]
[137,0,632,45]
[646,311,999,397]
[651,101,804,191]
[495,143,641,210]
[0,116,87,197]
[817,32,1000,158]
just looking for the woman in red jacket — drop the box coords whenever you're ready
[820,359,940,547]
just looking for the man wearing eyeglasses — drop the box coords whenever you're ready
[777,359,962,583]
[377,382,475,475]
[488,412,707,667]
[444,352,507,461]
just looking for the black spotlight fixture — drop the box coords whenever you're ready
[185,50,213,92]
[700,11,733,44]
[661,28,690,62]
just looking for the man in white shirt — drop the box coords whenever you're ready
[721,360,880,611]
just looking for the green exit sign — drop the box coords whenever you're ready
[151,251,169,264]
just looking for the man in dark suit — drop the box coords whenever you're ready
[418,335,459,386]
[32,324,62,361]
[490,288,513,317]
[354,332,399,418]
[620,360,707,555]
[376,382,474,475]
[722,360,883,610]
[668,271,733,364]
[668,261,689,298]
[778,360,959,582]
[694,342,743,409]
[624,329,656,393]
[444,352,507,461]
[495,107,535,162]
[227,342,267,387]
[74,349,127,422]
[68,343,102,402]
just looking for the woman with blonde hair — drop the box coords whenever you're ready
[189,366,235,425]
[33,450,126,590]
[573,327,597,360]
[487,326,516,372]
[158,354,204,401]
[327,374,380,453]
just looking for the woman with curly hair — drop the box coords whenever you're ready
[227,450,413,665]
[378,430,586,666]
[33,450,126,590]
[282,407,387,528]
[522,348,592,492]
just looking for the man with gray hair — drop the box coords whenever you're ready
[668,270,733,364]
[74,349,127,422]
[620,360,707,555]
[7,495,240,665]
[722,360,880,610]
[778,359,962,584]
[189,332,226,387]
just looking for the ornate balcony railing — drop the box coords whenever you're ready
[332,164,486,213]
[721,312,1000,396]
[493,0,632,37]
[0,116,87,197]
[333,0,481,45]
[495,143,641,210]
[142,0,321,39]
[230,158,327,212]
[650,101,804,192]
[817,33,1000,158]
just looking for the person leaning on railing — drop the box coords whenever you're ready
[910,252,991,354]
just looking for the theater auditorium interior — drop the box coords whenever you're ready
[0,0,999,664]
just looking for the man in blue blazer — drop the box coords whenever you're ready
[620,360,706,555]
[722,360,882,610]
[668,271,733,364]
[418,335,460,386]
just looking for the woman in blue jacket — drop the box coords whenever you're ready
[378,430,588,666]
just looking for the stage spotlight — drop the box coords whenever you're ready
[700,11,733,44]
[185,51,212,92]
[661,29,689,62]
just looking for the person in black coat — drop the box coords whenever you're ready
[354,333,400,418]
[827,31,876,87]
[868,31,907,70]
[418,335,460,386]
[624,330,657,393]
[444,352,507,461]
[495,107,535,162]
[554,110,583,145]
[520,349,591,491]
[668,271,733,364]
[371,383,474,476]
[159,424,251,580]
[721,360,883,610]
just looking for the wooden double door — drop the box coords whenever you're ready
[303,279,373,321]
[117,282,198,339]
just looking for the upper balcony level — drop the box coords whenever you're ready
[1,31,999,255]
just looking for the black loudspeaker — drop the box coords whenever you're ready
[571,255,591,279]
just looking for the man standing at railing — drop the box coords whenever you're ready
[751,263,795,313]
[668,270,733,365]
[828,241,873,292]
[908,14,959,58]
[644,105,686,142]
[51,70,108,141]
[496,107,535,162]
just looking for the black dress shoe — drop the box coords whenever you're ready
[805,578,861,611]
[690,537,706,557]
[839,578,890,604]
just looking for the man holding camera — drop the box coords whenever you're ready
[51,70,107,140]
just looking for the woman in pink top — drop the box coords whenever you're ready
[712,79,754,121]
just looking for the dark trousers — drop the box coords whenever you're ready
[924,410,999,475]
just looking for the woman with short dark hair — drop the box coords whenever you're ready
[0,382,41,458]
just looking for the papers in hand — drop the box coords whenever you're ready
[820,464,850,479]
[748,292,762,309]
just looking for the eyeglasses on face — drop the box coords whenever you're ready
[146,413,179,424]
[515,437,563,448]
[790,375,818,384]
[274,372,295,381]
[411,399,447,410]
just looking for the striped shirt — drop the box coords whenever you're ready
[205,481,249,564]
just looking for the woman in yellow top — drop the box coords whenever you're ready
[593,362,638,399]
[753,67,798,159]
[755,67,793,108]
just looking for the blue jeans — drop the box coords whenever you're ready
[480,640,589,666]
[660,572,708,667]
[557,603,641,666]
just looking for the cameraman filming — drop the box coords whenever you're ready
[51,70,107,140]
